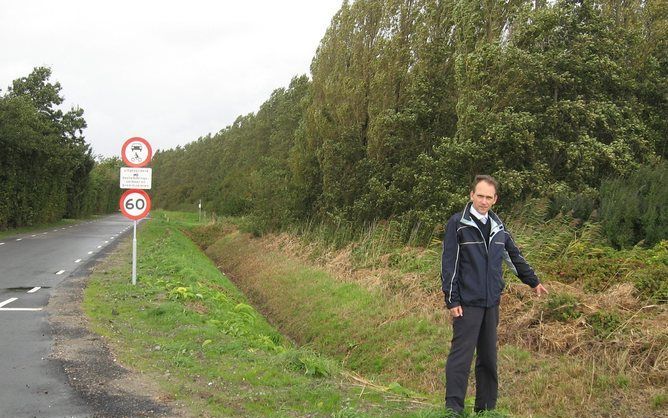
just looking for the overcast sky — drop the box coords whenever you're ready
[0,0,343,158]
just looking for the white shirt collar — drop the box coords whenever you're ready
[469,205,488,224]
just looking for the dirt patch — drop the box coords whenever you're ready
[47,240,190,418]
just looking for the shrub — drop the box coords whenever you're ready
[543,293,582,322]
[600,161,668,248]
[587,311,622,339]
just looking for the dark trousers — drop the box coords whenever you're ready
[445,305,499,413]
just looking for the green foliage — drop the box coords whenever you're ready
[150,0,666,248]
[84,212,435,416]
[279,348,337,378]
[0,67,117,229]
[600,161,668,248]
[543,293,582,322]
[652,392,668,410]
[587,311,622,339]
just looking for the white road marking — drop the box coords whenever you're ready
[97,245,102,249]
[43,232,47,235]
[56,270,65,275]
[75,259,82,263]
[16,238,22,241]
[0,298,18,308]
[31,234,36,237]
[27,287,41,293]
[87,251,93,255]
[0,307,43,311]
[0,243,4,246]
[104,241,109,244]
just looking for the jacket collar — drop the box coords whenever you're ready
[460,202,504,235]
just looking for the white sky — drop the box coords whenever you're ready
[0,0,343,158]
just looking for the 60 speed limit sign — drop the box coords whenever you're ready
[119,189,151,220]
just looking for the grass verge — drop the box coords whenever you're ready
[188,212,667,418]
[83,211,450,417]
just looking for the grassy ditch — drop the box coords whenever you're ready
[188,211,667,418]
[83,211,449,417]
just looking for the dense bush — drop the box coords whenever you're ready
[600,161,668,248]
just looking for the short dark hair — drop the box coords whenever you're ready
[471,175,499,194]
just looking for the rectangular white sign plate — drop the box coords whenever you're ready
[120,167,152,189]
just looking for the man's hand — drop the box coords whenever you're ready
[533,283,548,296]
[449,306,463,318]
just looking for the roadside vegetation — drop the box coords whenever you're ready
[0,67,121,230]
[83,211,460,418]
[187,205,666,418]
[83,209,666,417]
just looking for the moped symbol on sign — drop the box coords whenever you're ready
[121,137,153,168]
[119,189,151,220]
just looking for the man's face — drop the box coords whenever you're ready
[470,181,497,215]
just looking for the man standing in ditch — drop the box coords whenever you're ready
[441,175,548,415]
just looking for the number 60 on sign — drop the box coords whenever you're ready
[119,189,151,220]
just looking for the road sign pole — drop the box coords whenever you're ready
[132,220,137,285]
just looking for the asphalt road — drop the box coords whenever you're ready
[0,214,133,418]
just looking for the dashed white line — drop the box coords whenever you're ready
[56,270,65,275]
[31,234,36,237]
[87,251,93,255]
[27,287,41,293]
[75,259,82,263]
[0,298,18,308]
[0,243,5,246]
[16,238,22,241]
[104,241,109,244]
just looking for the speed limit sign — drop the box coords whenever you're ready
[119,189,151,220]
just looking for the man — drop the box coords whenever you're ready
[441,175,548,415]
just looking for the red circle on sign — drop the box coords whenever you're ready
[119,189,151,220]
[121,137,153,167]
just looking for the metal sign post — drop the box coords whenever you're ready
[132,220,137,285]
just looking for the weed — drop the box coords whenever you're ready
[279,348,338,377]
[652,392,667,410]
[587,311,622,339]
[543,293,582,322]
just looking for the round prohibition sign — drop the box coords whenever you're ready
[121,137,152,167]
[119,189,151,220]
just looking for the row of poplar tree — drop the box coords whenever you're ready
[152,0,667,245]
[0,67,121,229]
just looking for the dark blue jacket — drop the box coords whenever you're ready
[441,202,540,309]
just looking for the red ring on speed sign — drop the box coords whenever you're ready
[121,137,152,167]
[119,189,151,220]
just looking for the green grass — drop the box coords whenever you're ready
[83,210,446,417]
[189,209,667,418]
